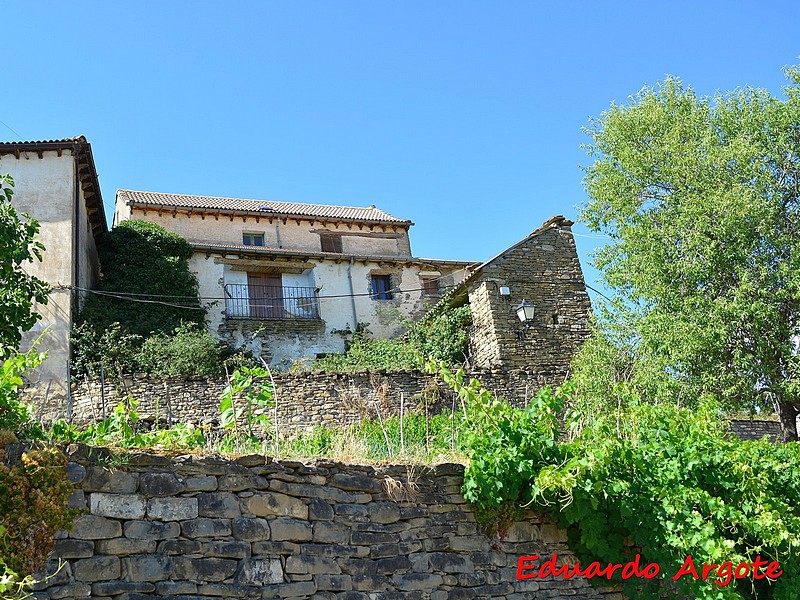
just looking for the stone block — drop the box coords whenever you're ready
[139,472,186,496]
[155,580,197,595]
[368,502,401,524]
[308,497,334,520]
[181,518,232,538]
[312,521,350,544]
[198,491,242,518]
[48,582,91,598]
[91,581,156,595]
[173,556,238,582]
[67,489,87,510]
[392,572,444,590]
[235,558,284,585]
[232,517,270,541]
[428,552,475,574]
[73,555,121,582]
[90,493,146,519]
[270,517,312,542]
[70,515,122,540]
[448,536,488,552]
[204,540,251,559]
[123,554,173,582]
[285,555,341,575]
[124,520,180,540]
[242,492,308,519]
[316,574,352,591]
[96,538,156,556]
[252,541,300,555]
[185,475,218,491]
[261,580,317,598]
[66,462,86,483]
[147,496,198,520]
[157,539,202,555]
[217,474,268,491]
[352,573,392,591]
[51,539,94,559]
[330,473,381,493]
[82,467,139,493]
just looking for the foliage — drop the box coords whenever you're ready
[48,399,205,451]
[407,303,471,365]
[78,220,204,338]
[313,325,420,372]
[137,323,223,377]
[580,66,800,439]
[0,175,50,360]
[436,363,800,599]
[69,321,142,379]
[0,348,45,439]
[71,322,235,380]
[0,448,75,580]
[219,366,273,437]
[312,303,472,372]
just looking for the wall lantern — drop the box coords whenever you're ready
[514,299,535,339]
[515,300,535,322]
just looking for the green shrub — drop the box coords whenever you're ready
[0,348,45,439]
[78,220,204,337]
[70,321,143,378]
[435,361,800,600]
[312,303,472,373]
[138,324,222,378]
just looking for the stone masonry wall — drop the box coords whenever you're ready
[467,217,592,372]
[42,369,557,430]
[15,445,624,600]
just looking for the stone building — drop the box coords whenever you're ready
[113,190,475,368]
[0,136,106,398]
[451,215,592,382]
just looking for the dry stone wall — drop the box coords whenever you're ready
[19,445,624,600]
[36,372,782,442]
[52,369,556,430]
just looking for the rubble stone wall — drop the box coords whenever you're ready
[20,446,624,600]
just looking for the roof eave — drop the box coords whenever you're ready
[126,200,413,228]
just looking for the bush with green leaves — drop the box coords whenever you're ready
[78,219,204,337]
[138,323,223,377]
[0,347,46,439]
[312,303,472,373]
[433,362,800,600]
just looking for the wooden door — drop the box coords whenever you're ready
[248,273,284,318]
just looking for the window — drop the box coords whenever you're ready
[320,233,343,253]
[422,278,439,297]
[243,232,265,246]
[371,274,393,300]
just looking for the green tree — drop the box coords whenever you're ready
[78,220,205,337]
[0,175,50,358]
[580,66,800,440]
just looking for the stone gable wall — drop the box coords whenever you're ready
[467,219,592,371]
[12,445,624,600]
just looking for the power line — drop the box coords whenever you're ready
[0,119,24,141]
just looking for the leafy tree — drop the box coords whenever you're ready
[0,175,50,358]
[78,220,205,337]
[580,66,800,440]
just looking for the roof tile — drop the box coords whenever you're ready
[118,190,411,224]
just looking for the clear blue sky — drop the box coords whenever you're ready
[3,2,799,297]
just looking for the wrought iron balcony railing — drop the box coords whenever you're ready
[224,284,320,320]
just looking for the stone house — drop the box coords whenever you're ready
[113,190,476,368]
[449,215,592,384]
[0,136,106,397]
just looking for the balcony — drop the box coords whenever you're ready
[224,284,320,320]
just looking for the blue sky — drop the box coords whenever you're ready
[3,2,799,297]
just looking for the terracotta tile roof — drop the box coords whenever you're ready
[118,189,412,225]
[0,136,87,146]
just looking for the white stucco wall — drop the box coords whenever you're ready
[0,150,77,397]
[123,206,411,257]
